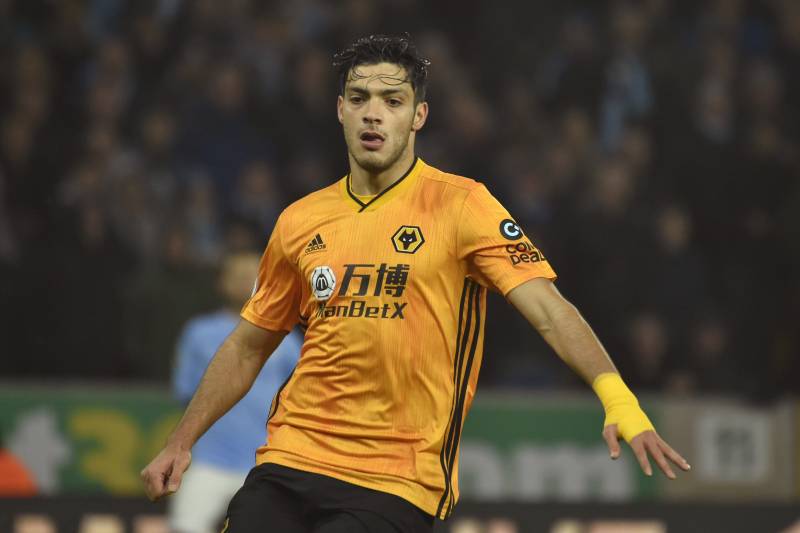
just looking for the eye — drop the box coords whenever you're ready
[349,95,364,104]
[387,98,402,107]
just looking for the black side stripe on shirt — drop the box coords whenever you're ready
[266,368,296,422]
[445,283,483,517]
[436,278,480,518]
[436,279,470,517]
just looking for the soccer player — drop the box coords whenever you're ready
[141,34,690,533]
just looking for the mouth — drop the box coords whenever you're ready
[359,130,385,150]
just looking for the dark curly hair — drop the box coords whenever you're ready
[332,33,430,104]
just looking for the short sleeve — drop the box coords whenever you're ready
[457,184,556,295]
[241,215,302,332]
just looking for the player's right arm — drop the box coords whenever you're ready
[140,320,286,501]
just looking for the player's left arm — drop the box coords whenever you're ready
[506,277,691,479]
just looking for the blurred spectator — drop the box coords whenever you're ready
[0,172,18,265]
[623,312,672,391]
[537,12,604,115]
[125,106,181,214]
[240,13,291,100]
[84,76,129,126]
[560,156,648,359]
[58,161,104,210]
[108,166,163,265]
[284,151,334,201]
[181,177,225,265]
[224,215,265,253]
[275,45,341,167]
[774,0,800,124]
[0,112,37,199]
[638,205,709,331]
[667,76,739,277]
[683,313,741,395]
[230,159,283,235]
[169,251,301,533]
[176,63,272,203]
[600,2,654,150]
[47,0,92,79]
[123,224,219,379]
[618,123,653,185]
[126,7,174,104]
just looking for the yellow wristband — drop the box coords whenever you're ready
[592,372,655,443]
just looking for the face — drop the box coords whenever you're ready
[337,62,428,174]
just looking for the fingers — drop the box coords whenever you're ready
[605,421,691,479]
[658,437,692,471]
[140,465,168,501]
[602,425,621,459]
[140,448,193,501]
[629,436,653,476]
[166,453,191,493]
[644,438,675,479]
[628,431,692,479]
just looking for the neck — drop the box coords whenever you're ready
[349,144,416,196]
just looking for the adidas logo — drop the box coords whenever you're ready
[304,234,326,254]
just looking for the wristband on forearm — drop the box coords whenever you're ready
[592,372,655,443]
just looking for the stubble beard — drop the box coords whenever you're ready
[350,134,410,175]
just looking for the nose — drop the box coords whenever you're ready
[362,98,382,125]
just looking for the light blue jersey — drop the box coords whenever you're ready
[172,310,301,472]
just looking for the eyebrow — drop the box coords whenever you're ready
[346,87,407,97]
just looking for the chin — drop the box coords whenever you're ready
[354,152,392,173]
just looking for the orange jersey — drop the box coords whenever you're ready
[241,158,556,518]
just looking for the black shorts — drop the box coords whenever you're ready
[222,463,435,533]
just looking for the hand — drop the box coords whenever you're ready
[140,445,192,501]
[603,425,690,479]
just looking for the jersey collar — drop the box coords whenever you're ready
[339,157,424,213]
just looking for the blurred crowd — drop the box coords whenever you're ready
[1,0,798,398]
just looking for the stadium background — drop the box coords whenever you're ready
[0,0,798,531]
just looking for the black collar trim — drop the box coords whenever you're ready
[346,157,419,212]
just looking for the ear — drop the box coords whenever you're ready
[337,95,344,124]
[411,101,428,132]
